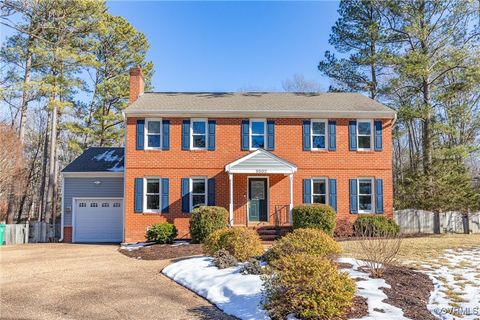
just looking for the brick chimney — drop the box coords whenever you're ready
[129,67,144,103]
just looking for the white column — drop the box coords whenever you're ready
[289,173,294,224]
[229,173,234,226]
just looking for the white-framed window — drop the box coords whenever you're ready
[250,119,266,150]
[102,203,109,207]
[311,178,328,204]
[90,202,98,208]
[190,118,207,150]
[358,178,374,213]
[311,120,327,150]
[357,120,373,151]
[79,202,86,208]
[190,177,207,209]
[144,177,161,212]
[113,203,121,208]
[145,118,162,150]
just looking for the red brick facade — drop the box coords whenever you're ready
[124,117,393,243]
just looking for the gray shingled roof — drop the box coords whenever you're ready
[62,147,124,173]
[124,92,395,118]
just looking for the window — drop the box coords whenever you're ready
[90,202,98,208]
[113,203,121,208]
[311,120,327,150]
[102,203,109,207]
[312,179,327,204]
[357,120,372,150]
[144,178,161,212]
[358,178,374,213]
[145,119,161,149]
[250,120,266,149]
[79,202,86,208]
[191,178,207,209]
[191,119,207,149]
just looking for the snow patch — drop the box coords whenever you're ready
[93,150,123,162]
[120,242,149,251]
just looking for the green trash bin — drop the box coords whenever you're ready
[0,224,6,246]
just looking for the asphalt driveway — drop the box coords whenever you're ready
[0,244,232,320]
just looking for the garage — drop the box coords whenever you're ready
[73,199,123,243]
[61,147,125,243]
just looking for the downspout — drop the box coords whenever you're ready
[122,111,127,244]
[59,173,64,242]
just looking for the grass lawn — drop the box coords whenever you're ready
[340,234,480,263]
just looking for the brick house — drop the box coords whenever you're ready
[60,67,395,243]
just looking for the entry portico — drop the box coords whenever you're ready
[225,149,297,226]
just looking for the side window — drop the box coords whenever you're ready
[191,178,207,209]
[145,178,160,211]
[312,179,327,204]
[90,202,98,208]
[250,120,266,149]
[357,120,372,150]
[102,203,109,207]
[146,120,161,149]
[358,178,373,213]
[311,120,327,150]
[113,203,121,208]
[79,202,86,208]
[191,119,207,149]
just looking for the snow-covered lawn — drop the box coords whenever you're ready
[163,256,410,320]
[420,247,480,320]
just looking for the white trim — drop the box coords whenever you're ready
[62,172,124,178]
[249,118,266,151]
[225,149,297,174]
[190,118,208,150]
[145,118,162,150]
[229,173,233,226]
[310,119,328,151]
[357,119,374,151]
[311,177,328,205]
[190,176,208,210]
[143,177,162,213]
[247,176,269,223]
[357,177,375,214]
[289,174,293,222]
[59,174,65,241]
[72,197,124,243]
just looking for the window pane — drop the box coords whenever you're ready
[312,122,325,135]
[358,136,371,149]
[251,121,265,134]
[192,179,205,193]
[147,180,159,193]
[359,180,372,195]
[359,195,372,211]
[193,135,206,148]
[148,121,160,134]
[313,180,326,194]
[313,195,326,204]
[148,135,161,148]
[251,135,265,148]
[146,195,160,209]
[312,136,325,149]
[192,121,206,134]
[358,122,371,135]
[192,195,206,208]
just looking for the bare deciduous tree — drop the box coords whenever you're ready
[282,74,323,93]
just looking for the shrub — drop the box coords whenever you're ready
[264,228,341,263]
[292,204,336,236]
[355,233,403,277]
[263,253,356,319]
[213,249,238,269]
[146,222,177,244]
[189,206,229,243]
[334,219,354,237]
[204,227,264,262]
[353,216,400,237]
[240,258,263,275]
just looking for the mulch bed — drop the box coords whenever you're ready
[342,296,368,320]
[381,265,436,320]
[119,243,204,260]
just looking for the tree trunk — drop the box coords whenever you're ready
[45,97,57,227]
[18,37,33,143]
[38,111,50,222]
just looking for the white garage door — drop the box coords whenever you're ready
[74,199,123,243]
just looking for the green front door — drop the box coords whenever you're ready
[248,178,268,222]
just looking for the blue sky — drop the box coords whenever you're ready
[107,1,340,92]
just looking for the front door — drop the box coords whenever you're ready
[248,178,268,222]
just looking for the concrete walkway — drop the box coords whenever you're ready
[0,244,233,320]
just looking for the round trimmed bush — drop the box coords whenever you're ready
[263,253,356,319]
[146,222,177,244]
[292,204,336,236]
[265,228,341,262]
[189,206,229,243]
[353,216,400,236]
[204,227,264,262]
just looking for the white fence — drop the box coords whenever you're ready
[4,223,29,245]
[394,209,480,234]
